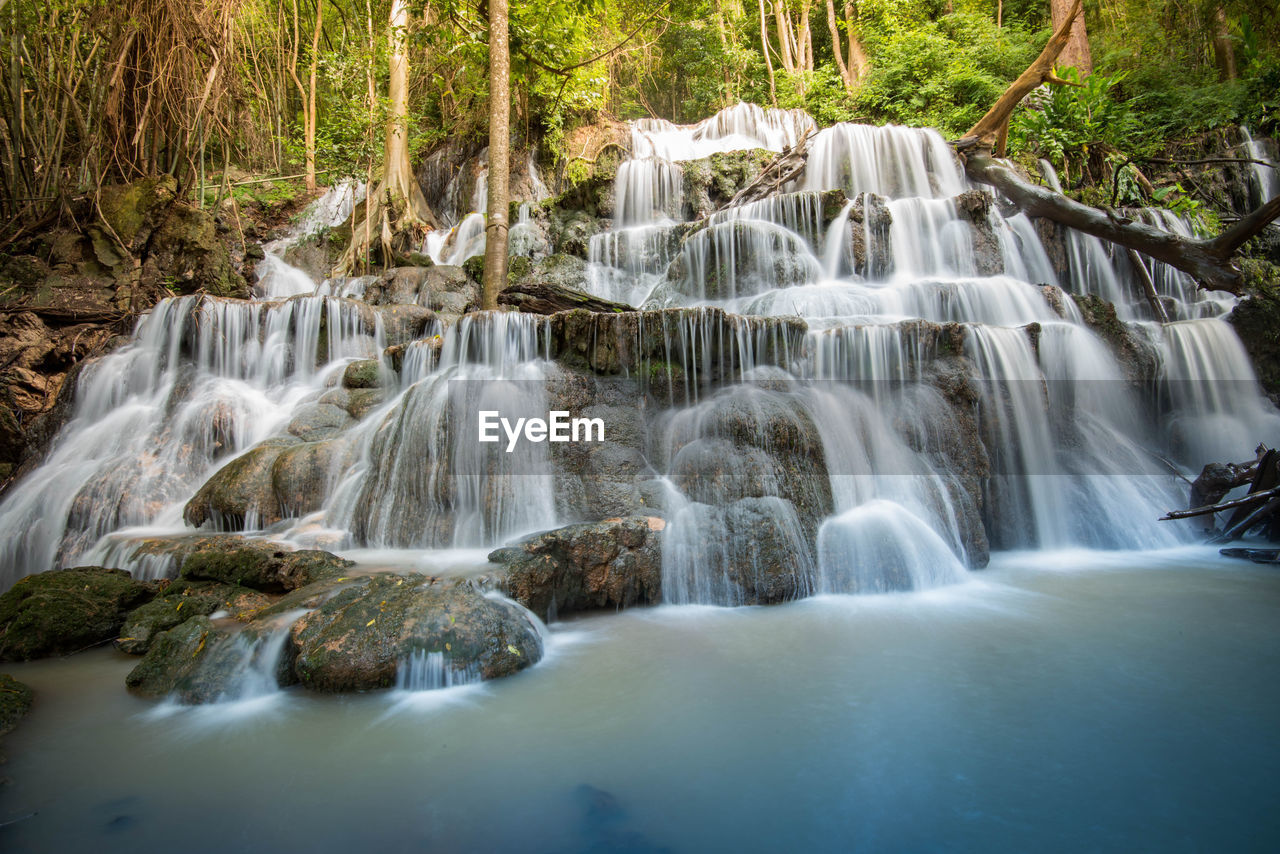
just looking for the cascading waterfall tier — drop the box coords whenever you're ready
[1,103,1277,610]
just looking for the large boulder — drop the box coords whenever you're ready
[271,438,355,518]
[183,437,299,529]
[289,575,542,692]
[126,606,306,703]
[0,567,155,661]
[286,402,355,441]
[365,265,479,315]
[178,539,352,593]
[1228,260,1280,403]
[666,387,834,539]
[492,516,665,620]
[125,616,225,701]
[664,497,815,605]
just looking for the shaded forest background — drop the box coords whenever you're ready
[1,0,1278,233]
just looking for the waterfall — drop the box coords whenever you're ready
[396,649,482,691]
[1,112,1275,614]
[1241,126,1280,205]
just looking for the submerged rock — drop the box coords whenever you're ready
[0,567,155,661]
[492,516,665,620]
[0,673,33,735]
[289,574,542,692]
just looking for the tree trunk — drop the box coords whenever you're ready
[758,0,778,106]
[773,1,795,72]
[957,0,1084,150]
[305,0,324,193]
[1050,0,1091,74]
[1212,7,1237,81]
[844,0,869,82]
[481,0,510,310]
[963,151,1280,294]
[334,0,436,275]
[825,0,852,91]
[797,0,812,72]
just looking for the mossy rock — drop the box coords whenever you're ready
[179,540,353,593]
[115,581,272,655]
[98,176,178,248]
[183,437,299,529]
[0,567,156,661]
[289,575,543,692]
[125,616,219,699]
[494,516,665,620]
[0,673,33,736]
[462,254,485,283]
[344,387,386,420]
[341,359,383,389]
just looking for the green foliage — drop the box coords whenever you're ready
[851,12,1042,136]
[1009,68,1139,169]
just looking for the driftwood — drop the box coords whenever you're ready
[953,0,1280,295]
[721,132,814,209]
[497,281,631,315]
[1164,447,1280,544]
[1161,485,1280,521]
[1219,547,1280,564]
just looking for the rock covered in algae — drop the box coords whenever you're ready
[491,516,666,620]
[183,437,299,530]
[115,580,272,655]
[177,539,353,593]
[289,574,543,693]
[0,567,155,661]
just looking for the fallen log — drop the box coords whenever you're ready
[953,0,1280,295]
[721,132,814,209]
[1188,451,1267,508]
[1160,485,1280,521]
[497,281,632,315]
[1210,496,1280,544]
[962,153,1277,294]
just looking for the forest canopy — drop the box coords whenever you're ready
[1,0,1277,227]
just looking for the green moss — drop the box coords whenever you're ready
[98,177,177,245]
[0,567,155,661]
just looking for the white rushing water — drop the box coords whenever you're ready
[0,104,1277,609]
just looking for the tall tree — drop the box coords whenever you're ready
[758,0,778,106]
[481,0,510,310]
[335,0,437,275]
[1212,6,1238,80]
[287,0,325,193]
[1051,0,1092,74]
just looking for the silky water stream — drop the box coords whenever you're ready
[1,104,1278,852]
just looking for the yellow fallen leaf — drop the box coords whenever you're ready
[507,644,521,656]
[365,618,376,627]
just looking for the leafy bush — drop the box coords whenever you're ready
[1009,68,1139,171]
